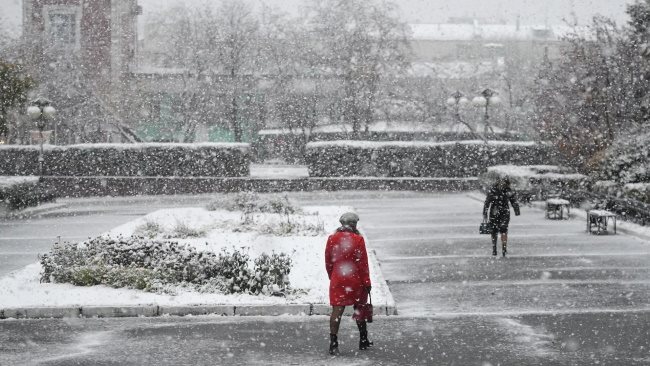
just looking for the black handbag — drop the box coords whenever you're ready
[479,220,493,235]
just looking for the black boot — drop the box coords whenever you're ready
[491,233,498,256]
[359,330,373,350]
[502,244,507,257]
[329,334,339,355]
[492,245,497,256]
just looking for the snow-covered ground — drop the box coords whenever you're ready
[0,205,393,309]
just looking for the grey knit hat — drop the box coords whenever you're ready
[339,212,360,225]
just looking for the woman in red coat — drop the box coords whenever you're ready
[325,212,372,355]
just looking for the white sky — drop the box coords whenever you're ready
[139,0,633,26]
[0,0,636,38]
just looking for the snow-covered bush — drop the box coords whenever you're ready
[623,183,650,204]
[592,181,650,205]
[0,143,250,177]
[215,247,252,294]
[258,219,324,236]
[592,129,650,204]
[133,220,206,239]
[249,252,292,295]
[39,236,294,295]
[305,140,554,177]
[207,192,301,215]
[595,130,649,184]
[207,193,323,236]
[132,221,162,239]
[0,180,56,210]
[168,221,206,239]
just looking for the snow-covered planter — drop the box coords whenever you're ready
[481,165,588,201]
[0,143,250,177]
[0,203,394,308]
[305,140,554,177]
[0,176,56,210]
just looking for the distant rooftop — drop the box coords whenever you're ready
[408,23,588,42]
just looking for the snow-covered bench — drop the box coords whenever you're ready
[545,198,570,219]
[587,210,617,235]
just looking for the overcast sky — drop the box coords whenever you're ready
[0,0,636,37]
[139,0,633,26]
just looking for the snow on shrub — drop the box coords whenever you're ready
[305,140,554,177]
[132,220,162,239]
[623,183,650,203]
[207,192,301,215]
[39,236,294,295]
[593,180,650,204]
[0,178,56,210]
[597,130,650,184]
[0,143,250,177]
[205,193,323,236]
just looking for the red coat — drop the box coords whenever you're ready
[325,228,371,306]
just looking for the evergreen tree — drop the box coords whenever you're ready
[0,60,34,142]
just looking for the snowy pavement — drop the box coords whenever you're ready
[1,191,649,365]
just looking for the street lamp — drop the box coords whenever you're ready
[472,88,501,133]
[446,90,469,129]
[27,97,55,176]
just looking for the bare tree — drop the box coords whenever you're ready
[258,9,315,154]
[144,1,260,143]
[216,0,260,142]
[533,17,635,170]
[307,0,410,137]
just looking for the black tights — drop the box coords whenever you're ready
[492,232,508,250]
[330,306,368,338]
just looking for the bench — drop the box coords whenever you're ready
[587,210,617,235]
[546,198,570,219]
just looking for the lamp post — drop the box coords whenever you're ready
[27,97,56,176]
[446,91,469,124]
[472,88,501,134]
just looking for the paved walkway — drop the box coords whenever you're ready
[1,191,649,365]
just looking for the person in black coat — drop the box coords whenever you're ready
[483,176,520,257]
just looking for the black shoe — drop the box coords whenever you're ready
[492,247,497,256]
[359,330,373,350]
[502,249,507,257]
[329,334,339,355]
[359,338,374,350]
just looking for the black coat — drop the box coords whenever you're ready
[483,186,520,222]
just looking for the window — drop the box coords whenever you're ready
[43,5,81,49]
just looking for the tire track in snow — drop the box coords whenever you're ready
[494,318,557,358]
[32,330,112,365]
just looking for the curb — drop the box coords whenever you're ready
[0,303,398,320]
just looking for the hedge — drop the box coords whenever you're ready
[0,143,250,177]
[305,140,555,177]
[253,130,527,163]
